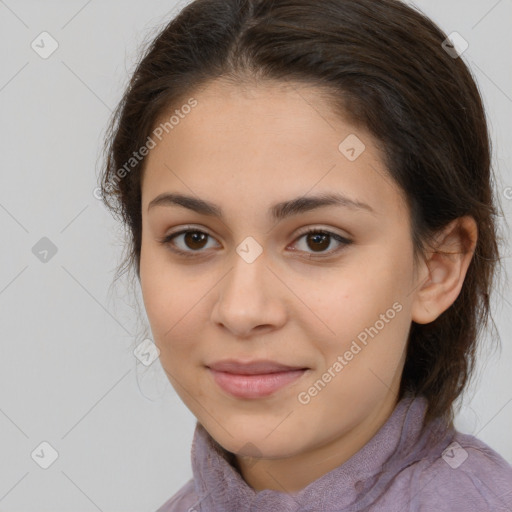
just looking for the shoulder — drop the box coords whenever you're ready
[407,432,512,511]
[155,479,199,512]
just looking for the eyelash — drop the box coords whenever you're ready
[157,225,353,259]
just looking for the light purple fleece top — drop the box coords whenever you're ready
[157,395,512,511]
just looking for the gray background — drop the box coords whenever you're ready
[0,0,511,511]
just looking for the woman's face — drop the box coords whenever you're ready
[139,80,422,485]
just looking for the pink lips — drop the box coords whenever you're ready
[206,359,308,399]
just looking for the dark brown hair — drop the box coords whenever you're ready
[99,0,506,424]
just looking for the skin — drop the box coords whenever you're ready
[138,79,477,493]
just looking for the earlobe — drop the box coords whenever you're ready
[411,216,478,325]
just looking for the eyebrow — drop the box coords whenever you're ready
[147,191,376,220]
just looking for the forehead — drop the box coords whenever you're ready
[141,79,407,221]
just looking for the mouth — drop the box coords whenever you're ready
[206,359,309,399]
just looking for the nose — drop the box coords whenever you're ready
[210,249,287,338]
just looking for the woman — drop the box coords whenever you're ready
[99,0,512,509]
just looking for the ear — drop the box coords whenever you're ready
[411,216,478,325]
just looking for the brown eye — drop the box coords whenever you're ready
[182,231,208,250]
[292,228,352,257]
[305,232,331,252]
[159,228,220,257]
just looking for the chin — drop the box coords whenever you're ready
[203,419,306,459]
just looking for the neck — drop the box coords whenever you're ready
[235,390,400,493]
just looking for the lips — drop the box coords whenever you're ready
[206,359,308,375]
[206,359,309,399]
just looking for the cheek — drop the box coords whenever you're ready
[301,252,412,365]
[294,263,393,336]
[139,246,213,366]
[140,245,183,343]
